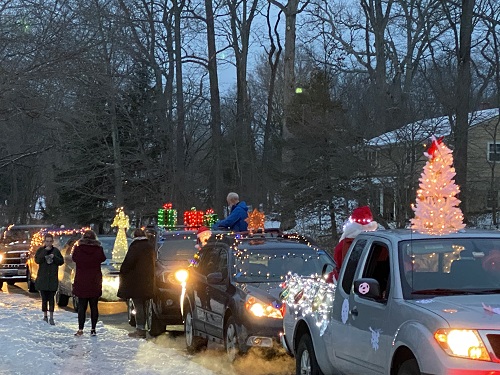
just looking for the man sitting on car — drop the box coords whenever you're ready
[211,192,249,232]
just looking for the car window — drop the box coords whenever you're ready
[341,239,367,294]
[197,247,221,276]
[361,242,390,301]
[157,237,197,262]
[400,238,500,298]
[232,246,334,282]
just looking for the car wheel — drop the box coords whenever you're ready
[184,308,207,354]
[72,296,79,312]
[296,333,324,375]
[55,290,70,307]
[147,299,166,337]
[224,316,240,362]
[127,299,136,327]
[398,358,420,375]
[27,270,37,293]
[7,280,15,286]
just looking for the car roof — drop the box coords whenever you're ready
[357,228,500,242]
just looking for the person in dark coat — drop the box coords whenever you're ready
[34,233,64,325]
[211,192,249,232]
[71,230,106,337]
[117,228,155,338]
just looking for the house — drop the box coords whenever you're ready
[366,108,500,225]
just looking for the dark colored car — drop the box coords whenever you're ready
[182,232,335,361]
[127,229,199,336]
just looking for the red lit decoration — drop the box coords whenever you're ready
[424,136,444,160]
[184,207,204,227]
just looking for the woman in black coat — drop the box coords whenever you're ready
[117,228,155,338]
[34,233,64,325]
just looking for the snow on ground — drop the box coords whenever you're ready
[0,292,215,375]
[0,292,295,375]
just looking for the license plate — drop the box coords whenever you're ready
[18,269,27,276]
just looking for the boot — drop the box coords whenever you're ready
[128,329,147,339]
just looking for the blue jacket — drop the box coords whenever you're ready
[212,201,249,232]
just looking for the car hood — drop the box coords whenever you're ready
[101,261,121,275]
[238,281,283,303]
[408,295,500,329]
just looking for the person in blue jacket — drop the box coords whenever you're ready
[212,192,249,232]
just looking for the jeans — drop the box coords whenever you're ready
[132,298,148,330]
[39,291,55,312]
[78,297,99,330]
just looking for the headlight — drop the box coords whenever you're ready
[434,329,491,361]
[0,253,3,263]
[175,269,188,283]
[245,295,284,319]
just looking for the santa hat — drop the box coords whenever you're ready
[340,206,378,240]
[196,226,212,246]
[197,226,210,238]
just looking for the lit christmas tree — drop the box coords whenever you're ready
[111,207,130,262]
[411,137,465,235]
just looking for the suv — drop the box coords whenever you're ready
[128,229,200,336]
[0,224,53,289]
[282,229,500,375]
[182,232,334,361]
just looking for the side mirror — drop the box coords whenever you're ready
[354,278,382,300]
[207,271,224,284]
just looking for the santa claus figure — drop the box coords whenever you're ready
[328,206,378,282]
[190,226,212,267]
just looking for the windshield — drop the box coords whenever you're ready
[400,238,500,298]
[232,247,333,282]
[98,236,132,260]
[157,237,197,262]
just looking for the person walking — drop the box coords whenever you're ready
[34,233,64,325]
[71,230,106,337]
[117,228,155,339]
[211,192,249,232]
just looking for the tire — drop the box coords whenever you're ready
[27,270,37,293]
[398,358,420,375]
[55,290,70,307]
[184,308,207,354]
[224,316,240,362]
[147,300,166,337]
[296,333,324,375]
[127,299,136,327]
[72,296,79,312]
[7,280,16,286]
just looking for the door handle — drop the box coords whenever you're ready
[350,307,358,316]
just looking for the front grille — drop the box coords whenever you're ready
[487,334,500,359]
[2,251,28,265]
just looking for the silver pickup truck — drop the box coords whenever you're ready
[281,229,500,375]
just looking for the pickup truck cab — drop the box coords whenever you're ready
[281,229,500,375]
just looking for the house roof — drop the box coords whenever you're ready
[367,108,500,147]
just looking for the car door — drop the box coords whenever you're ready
[191,245,219,334]
[343,241,393,374]
[204,245,230,339]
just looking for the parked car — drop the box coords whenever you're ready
[0,224,54,289]
[127,229,199,336]
[282,229,500,375]
[27,230,131,310]
[182,232,334,361]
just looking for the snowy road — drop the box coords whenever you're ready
[0,290,294,375]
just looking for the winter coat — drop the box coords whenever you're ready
[332,237,354,279]
[117,237,155,300]
[71,238,106,298]
[34,246,64,292]
[211,201,249,232]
